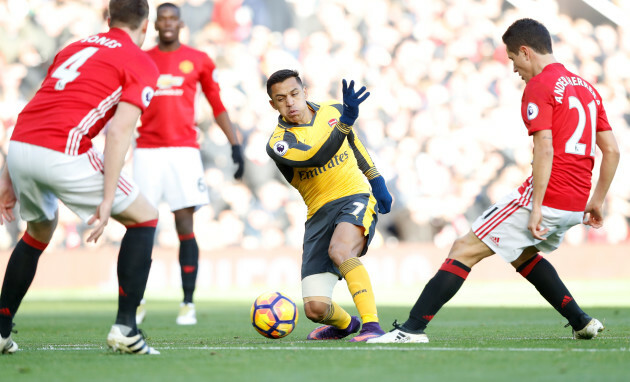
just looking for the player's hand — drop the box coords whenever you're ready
[0,174,16,225]
[86,202,112,243]
[583,201,604,229]
[369,176,393,214]
[339,79,370,126]
[231,144,245,180]
[527,207,548,240]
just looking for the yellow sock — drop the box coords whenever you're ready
[319,301,352,329]
[339,257,378,323]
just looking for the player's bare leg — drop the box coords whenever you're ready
[328,222,384,342]
[173,207,198,325]
[0,216,57,350]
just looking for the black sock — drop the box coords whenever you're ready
[116,225,155,333]
[179,236,199,304]
[402,259,471,332]
[0,234,47,337]
[517,254,590,330]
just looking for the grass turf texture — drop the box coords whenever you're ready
[1,300,628,382]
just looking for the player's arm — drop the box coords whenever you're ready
[347,131,393,213]
[87,101,141,243]
[200,58,244,179]
[583,130,619,228]
[266,127,348,168]
[528,129,553,240]
[0,164,16,224]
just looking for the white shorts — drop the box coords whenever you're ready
[7,141,139,222]
[133,147,209,212]
[472,187,584,262]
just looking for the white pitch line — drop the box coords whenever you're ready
[34,345,630,353]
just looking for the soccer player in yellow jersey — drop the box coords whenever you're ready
[265,69,393,342]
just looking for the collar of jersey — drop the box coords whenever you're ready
[277,101,320,129]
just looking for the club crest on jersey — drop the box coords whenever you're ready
[527,102,539,120]
[328,118,338,127]
[142,86,155,107]
[179,60,194,74]
[273,141,289,156]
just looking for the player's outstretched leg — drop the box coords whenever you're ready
[516,254,600,339]
[368,258,471,344]
[339,258,385,342]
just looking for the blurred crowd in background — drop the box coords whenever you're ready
[0,0,629,252]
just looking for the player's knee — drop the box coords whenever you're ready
[328,243,351,267]
[304,301,330,322]
[448,233,489,267]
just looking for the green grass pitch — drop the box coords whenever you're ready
[1,300,628,382]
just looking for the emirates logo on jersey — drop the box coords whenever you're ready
[179,60,194,74]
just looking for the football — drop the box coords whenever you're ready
[250,291,299,339]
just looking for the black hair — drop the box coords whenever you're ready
[502,18,553,55]
[108,0,149,29]
[266,69,303,97]
[156,2,180,18]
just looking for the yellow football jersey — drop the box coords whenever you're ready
[266,100,381,219]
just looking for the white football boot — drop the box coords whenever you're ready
[1,335,18,354]
[107,325,160,354]
[367,321,429,344]
[573,318,604,339]
[176,302,197,325]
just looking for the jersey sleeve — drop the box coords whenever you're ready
[347,130,381,180]
[593,89,613,133]
[119,54,159,112]
[522,80,553,135]
[266,123,351,168]
[199,53,227,117]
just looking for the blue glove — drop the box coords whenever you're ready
[369,176,392,214]
[339,79,370,126]
[231,144,245,179]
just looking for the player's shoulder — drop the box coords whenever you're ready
[180,44,213,61]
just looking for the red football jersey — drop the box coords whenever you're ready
[519,63,612,211]
[12,28,159,156]
[136,44,227,149]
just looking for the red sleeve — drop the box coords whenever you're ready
[119,53,159,112]
[199,53,226,117]
[593,89,613,133]
[522,80,553,136]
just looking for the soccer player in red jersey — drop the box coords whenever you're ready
[133,2,243,326]
[369,18,620,344]
[0,0,161,355]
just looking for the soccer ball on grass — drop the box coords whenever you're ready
[250,291,298,339]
